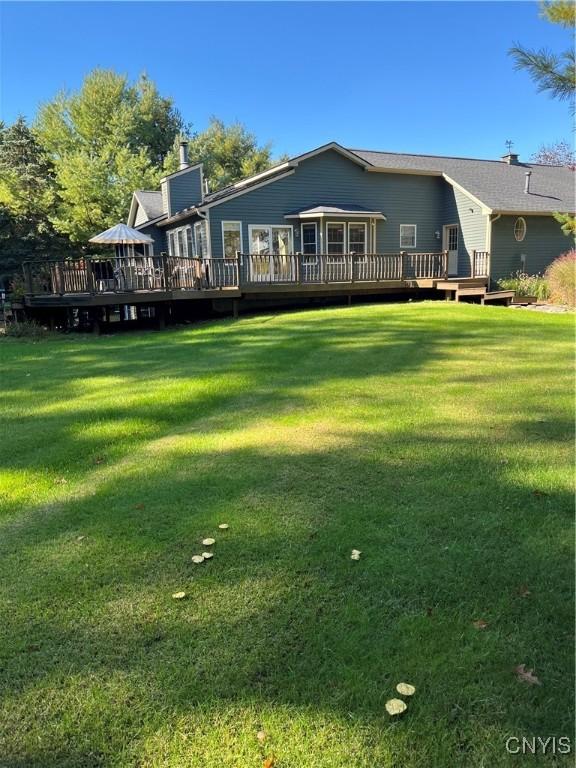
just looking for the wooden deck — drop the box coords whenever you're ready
[22,251,499,310]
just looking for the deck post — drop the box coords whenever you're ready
[443,250,449,278]
[232,298,239,319]
[400,251,406,281]
[296,252,302,285]
[85,259,95,294]
[161,254,170,291]
[350,253,355,283]
[235,251,242,288]
[472,250,476,279]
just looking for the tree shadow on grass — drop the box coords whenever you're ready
[0,426,573,767]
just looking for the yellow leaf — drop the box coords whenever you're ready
[218,523,229,530]
[172,591,186,600]
[191,555,205,564]
[202,538,215,546]
[396,682,416,696]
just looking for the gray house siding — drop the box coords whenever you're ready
[134,204,149,226]
[443,186,488,277]
[138,222,166,254]
[166,168,203,217]
[207,150,446,257]
[490,215,570,281]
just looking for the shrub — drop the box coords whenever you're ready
[545,250,576,308]
[2,319,49,339]
[497,271,550,300]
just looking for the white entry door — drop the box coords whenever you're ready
[443,225,459,275]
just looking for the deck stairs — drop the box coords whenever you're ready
[434,278,515,305]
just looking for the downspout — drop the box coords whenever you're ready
[486,213,501,285]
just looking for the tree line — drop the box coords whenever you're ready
[0,69,280,287]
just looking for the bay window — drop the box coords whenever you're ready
[326,222,345,257]
[348,222,367,254]
[301,222,318,261]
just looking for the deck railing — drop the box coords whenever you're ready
[23,251,450,297]
[240,251,449,285]
[472,250,489,278]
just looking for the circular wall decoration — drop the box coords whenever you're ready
[514,217,527,242]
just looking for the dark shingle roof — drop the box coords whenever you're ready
[134,190,164,221]
[349,149,575,213]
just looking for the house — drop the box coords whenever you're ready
[22,140,574,327]
[129,140,574,283]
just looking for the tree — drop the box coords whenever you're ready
[531,140,575,167]
[510,1,575,111]
[0,118,76,287]
[185,118,276,191]
[35,69,184,241]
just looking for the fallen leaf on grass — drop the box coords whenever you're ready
[396,682,416,696]
[515,664,541,685]
[385,698,407,716]
[426,607,433,617]
[202,552,213,559]
[94,456,105,465]
[532,490,548,498]
[263,756,275,768]
[172,592,186,600]
[54,477,67,485]
[218,523,229,530]
[202,538,215,546]
[517,585,531,598]
[76,535,85,542]
[256,730,266,742]
[191,555,205,564]
[134,503,145,510]
[351,549,361,560]
[473,619,489,630]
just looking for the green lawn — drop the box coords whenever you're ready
[0,302,573,767]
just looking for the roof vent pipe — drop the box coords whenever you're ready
[179,140,189,170]
[524,170,532,194]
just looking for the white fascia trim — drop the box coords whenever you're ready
[160,162,204,183]
[202,169,296,211]
[491,209,573,216]
[227,161,294,189]
[127,193,139,226]
[442,174,492,214]
[135,214,168,229]
[292,142,373,169]
[285,211,386,220]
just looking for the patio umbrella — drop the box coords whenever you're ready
[89,223,153,245]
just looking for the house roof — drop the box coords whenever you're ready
[350,149,575,214]
[134,190,164,221]
[285,204,386,219]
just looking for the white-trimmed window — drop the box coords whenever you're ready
[194,220,208,258]
[301,222,318,261]
[249,225,293,255]
[222,221,243,258]
[348,222,367,254]
[176,229,185,257]
[326,222,345,258]
[400,224,417,249]
[186,226,194,257]
[168,231,176,256]
[514,217,526,242]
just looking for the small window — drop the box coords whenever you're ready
[514,217,526,242]
[177,229,184,257]
[168,231,176,256]
[222,222,242,258]
[301,223,317,258]
[400,224,417,249]
[348,223,367,254]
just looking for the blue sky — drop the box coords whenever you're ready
[0,1,572,162]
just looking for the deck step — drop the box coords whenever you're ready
[483,290,515,304]
[456,287,486,297]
